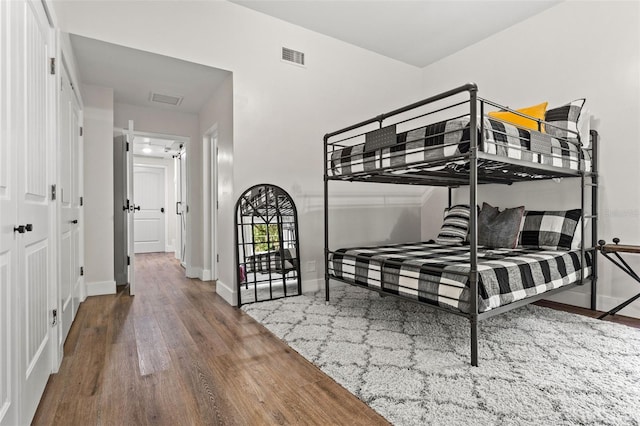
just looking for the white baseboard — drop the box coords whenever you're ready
[85,280,116,296]
[186,266,201,279]
[201,269,213,281]
[165,245,174,253]
[302,278,323,294]
[77,277,87,302]
[216,279,236,306]
[543,288,640,319]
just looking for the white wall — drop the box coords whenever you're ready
[132,155,176,252]
[113,102,201,271]
[419,1,640,317]
[81,84,115,294]
[54,0,426,305]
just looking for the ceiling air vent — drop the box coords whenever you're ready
[282,47,305,66]
[149,92,183,107]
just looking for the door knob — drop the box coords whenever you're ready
[134,205,140,211]
[70,220,78,224]
[25,224,33,232]
[160,207,165,213]
[14,225,25,234]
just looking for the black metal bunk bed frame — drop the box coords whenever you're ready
[323,83,599,366]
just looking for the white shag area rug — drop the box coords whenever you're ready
[242,285,640,426]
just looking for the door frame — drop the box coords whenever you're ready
[114,128,190,272]
[203,124,219,281]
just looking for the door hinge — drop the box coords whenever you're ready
[216,200,219,210]
[126,142,130,151]
[217,254,219,263]
[51,184,56,200]
[80,196,84,206]
[51,309,58,327]
[79,126,83,136]
[80,266,84,276]
[127,256,131,266]
[50,57,56,75]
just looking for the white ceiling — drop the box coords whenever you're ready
[70,35,231,114]
[230,0,561,68]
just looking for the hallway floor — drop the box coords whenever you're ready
[33,253,386,425]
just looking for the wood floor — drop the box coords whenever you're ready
[33,253,640,425]
[33,253,388,425]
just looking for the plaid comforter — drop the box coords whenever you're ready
[329,242,591,313]
[329,116,586,177]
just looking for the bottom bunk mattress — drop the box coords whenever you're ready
[329,242,591,313]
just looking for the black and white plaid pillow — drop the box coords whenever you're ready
[519,209,582,250]
[545,99,585,143]
[436,205,471,245]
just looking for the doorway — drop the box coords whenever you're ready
[113,128,188,292]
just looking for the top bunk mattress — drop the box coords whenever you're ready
[329,116,589,178]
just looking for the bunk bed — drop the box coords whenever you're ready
[323,83,599,366]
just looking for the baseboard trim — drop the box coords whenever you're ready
[302,278,323,294]
[186,266,201,279]
[165,245,174,253]
[201,269,213,281]
[85,280,116,296]
[76,277,87,303]
[543,288,640,319]
[216,279,236,306]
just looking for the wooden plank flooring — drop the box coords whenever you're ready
[33,253,640,425]
[33,253,388,426]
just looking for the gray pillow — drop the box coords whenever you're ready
[478,203,525,249]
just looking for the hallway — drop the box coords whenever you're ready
[33,253,386,425]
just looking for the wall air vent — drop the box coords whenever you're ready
[282,47,305,66]
[149,92,183,106]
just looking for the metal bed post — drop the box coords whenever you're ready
[292,198,303,297]
[591,130,599,310]
[324,134,330,303]
[580,152,586,287]
[469,86,479,367]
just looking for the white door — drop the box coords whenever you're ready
[1,2,54,423]
[174,155,182,261]
[58,63,81,351]
[126,124,136,295]
[17,0,54,422]
[0,1,19,423]
[179,150,187,265]
[133,165,166,253]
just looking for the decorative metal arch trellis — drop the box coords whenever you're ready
[235,184,302,306]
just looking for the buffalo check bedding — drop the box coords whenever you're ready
[329,116,588,177]
[329,242,591,313]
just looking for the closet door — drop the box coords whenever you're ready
[1,1,54,424]
[17,0,54,422]
[0,1,19,424]
[58,63,82,349]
